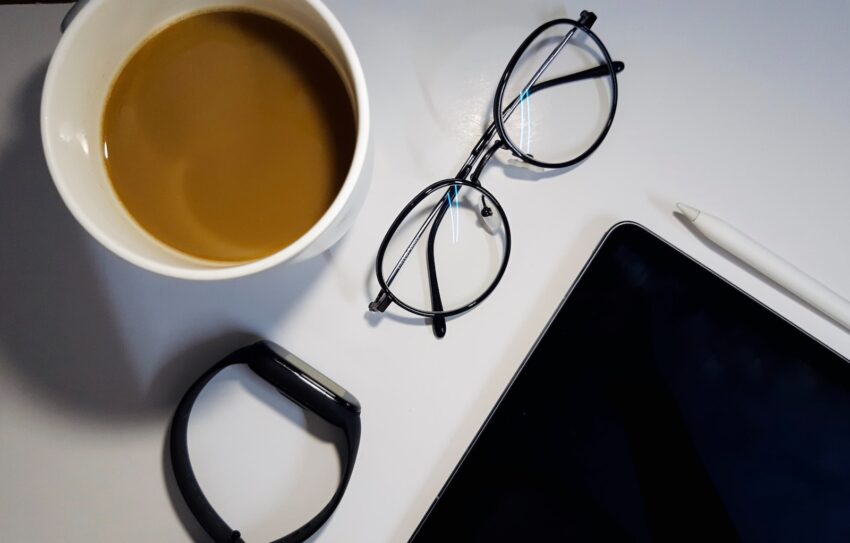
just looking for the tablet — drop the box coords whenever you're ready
[411,222,850,542]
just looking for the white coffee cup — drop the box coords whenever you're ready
[41,0,370,280]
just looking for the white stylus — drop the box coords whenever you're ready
[676,203,850,332]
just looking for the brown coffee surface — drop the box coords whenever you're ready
[102,10,356,262]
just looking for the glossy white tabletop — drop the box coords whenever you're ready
[1,1,848,541]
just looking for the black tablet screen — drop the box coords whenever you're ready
[411,223,850,542]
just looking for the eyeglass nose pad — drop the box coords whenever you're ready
[506,152,547,173]
[478,196,502,235]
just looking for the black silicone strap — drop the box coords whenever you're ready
[169,346,360,543]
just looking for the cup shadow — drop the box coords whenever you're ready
[0,61,327,424]
[0,60,144,417]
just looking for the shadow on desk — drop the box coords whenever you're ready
[0,59,141,417]
[0,61,325,425]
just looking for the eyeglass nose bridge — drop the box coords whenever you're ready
[469,139,506,184]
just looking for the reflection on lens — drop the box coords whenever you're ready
[381,182,508,315]
[499,21,616,166]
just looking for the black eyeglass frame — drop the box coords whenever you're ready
[369,11,623,337]
[494,17,620,169]
[374,179,512,319]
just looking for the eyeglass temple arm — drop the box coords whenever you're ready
[426,203,450,337]
[368,197,446,313]
[368,191,453,336]
[457,60,624,178]
[529,61,624,93]
[426,141,501,337]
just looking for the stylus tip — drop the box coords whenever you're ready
[676,202,700,222]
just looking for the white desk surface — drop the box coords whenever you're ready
[1,1,849,541]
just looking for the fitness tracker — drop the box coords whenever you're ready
[169,341,361,543]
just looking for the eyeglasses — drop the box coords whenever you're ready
[368,11,624,338]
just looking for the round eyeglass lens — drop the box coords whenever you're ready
[498,21,616,167]
[380,182,509,315]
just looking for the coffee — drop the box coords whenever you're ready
[102,9,356,263]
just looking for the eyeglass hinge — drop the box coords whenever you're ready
[578,10,597,29]
[368,290,392,313]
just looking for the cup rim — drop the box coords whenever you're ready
[41,0,370,281]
